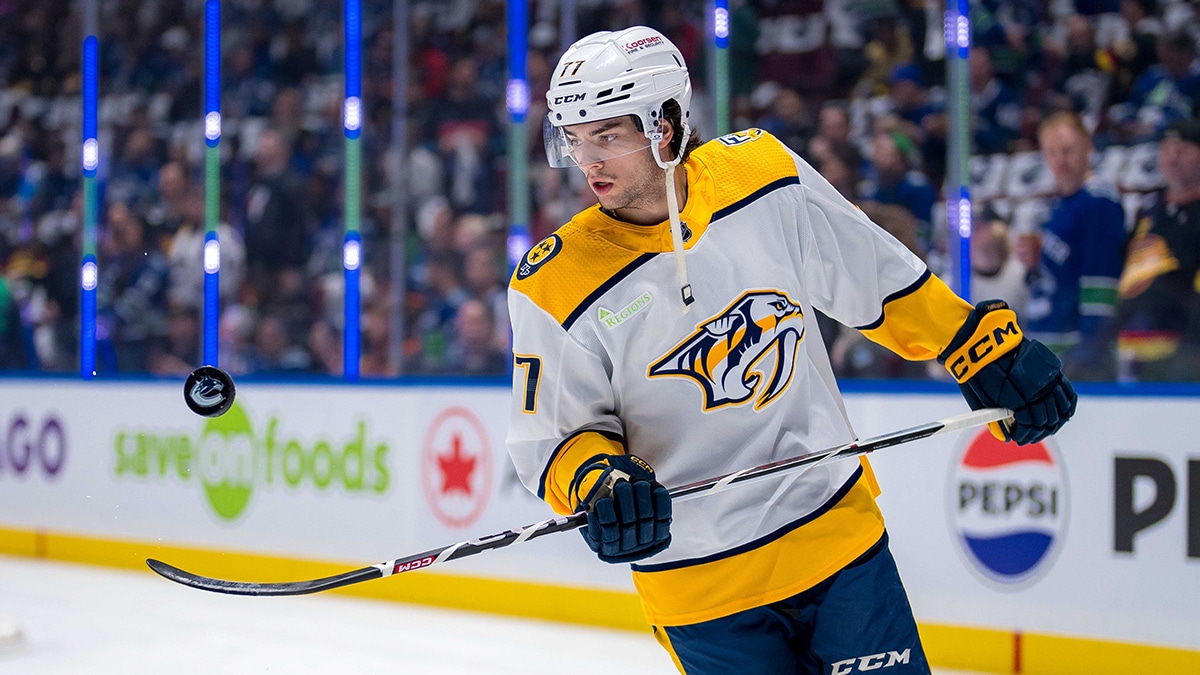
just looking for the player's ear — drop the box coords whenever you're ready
[658,117,675,157]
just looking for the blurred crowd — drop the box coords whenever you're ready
[1,0,1200,383]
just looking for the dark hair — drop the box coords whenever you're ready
[632,99,703,162]
[1162,28,1197,52]
[661,98,703,161]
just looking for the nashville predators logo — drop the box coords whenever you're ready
[516,234,563,280]
[648,290,805,411]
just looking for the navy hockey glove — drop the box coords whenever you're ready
[938,300,1078,445]
[570,454,672,564]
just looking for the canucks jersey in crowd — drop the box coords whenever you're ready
[507,129,977,627]
[1024,176,1126,380]
[1117,191,1200,380]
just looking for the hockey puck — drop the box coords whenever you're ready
[184,366,236,417]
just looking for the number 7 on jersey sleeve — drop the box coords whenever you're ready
[513,354,543,414]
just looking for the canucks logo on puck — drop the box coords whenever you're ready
[948,430,1068,587]
[184,366,237,418]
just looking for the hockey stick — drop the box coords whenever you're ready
[146,406,1011,597]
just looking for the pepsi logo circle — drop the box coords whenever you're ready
[947,430,1069,587]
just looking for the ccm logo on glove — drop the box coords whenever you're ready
[943,303,1022,383]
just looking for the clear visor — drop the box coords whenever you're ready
[543,115,652,168]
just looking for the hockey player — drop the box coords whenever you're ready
[506,27,1076,674]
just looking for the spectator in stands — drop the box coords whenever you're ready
[462,243,510,354]
[17,0,1187,385]
[0,266,29,369]
[25,139,74,221]
[20,190,78,371]
[814,141,863,201]
[360,300,398,377]
[106,127,161,209]
[270,20,321,89]
[424,56,500,215]
[165,189,246,313]
[150,303,199,375]
[144,161,189,235]
[969,48,1023,154]
[971,215,1030,317]
[1022,111,1126,381]
[1111,0,1162,105]
[1109,27,1200,142]
[242,128,310,302]
[217,305,255,376]
[755,0,839,96]
[249,313,309,374]
[884,64,941,146]
[1117,117,1200,381]
[96,202,169,372]
[223,43,276,118]
[411,250,469,374]
[757,87,814,154]
[1045,14,1116,131]
[853,11,915,99]
[865,130,937,256]
[307,318,342,376]
[883,63,947,185]
[444,297,508,376]
[808,102,853,161]
[970,0,1041,83]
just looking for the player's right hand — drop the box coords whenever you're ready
[939,299,1077,445]
[570,454,672,564]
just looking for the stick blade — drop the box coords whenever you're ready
[146,558,383,597]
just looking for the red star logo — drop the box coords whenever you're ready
[437,434,476,495]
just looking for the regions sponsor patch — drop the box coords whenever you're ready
[948,430,1068,586]
[516,234,563,280]
[598,292,652,329]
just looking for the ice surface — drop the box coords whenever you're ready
[0,555,987,674]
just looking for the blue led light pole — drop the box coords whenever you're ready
[506,0,531,271]
[713,0,730,136]
[203,0,222,366]
[945,0,972,300]
[80,31,98,378]
[343,0,362,380]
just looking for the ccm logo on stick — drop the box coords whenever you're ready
[830,649,910,674]
[393,556,435,574]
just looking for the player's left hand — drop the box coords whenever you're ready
[570,454,672,564]
[939,300,1078,445]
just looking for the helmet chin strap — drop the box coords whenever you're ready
[650,122,695,313]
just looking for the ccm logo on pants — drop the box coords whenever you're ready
[830,649,911,674]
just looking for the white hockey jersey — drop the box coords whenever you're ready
[507,129,972,627]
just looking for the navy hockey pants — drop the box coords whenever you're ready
[652,532,930,675]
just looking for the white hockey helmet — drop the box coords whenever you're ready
[544,26,692,168]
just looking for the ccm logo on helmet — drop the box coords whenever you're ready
[947,319,1020,381]
[552,93,585,105]
[624,35,663,53]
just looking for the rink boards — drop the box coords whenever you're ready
[0,378,1197,674]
